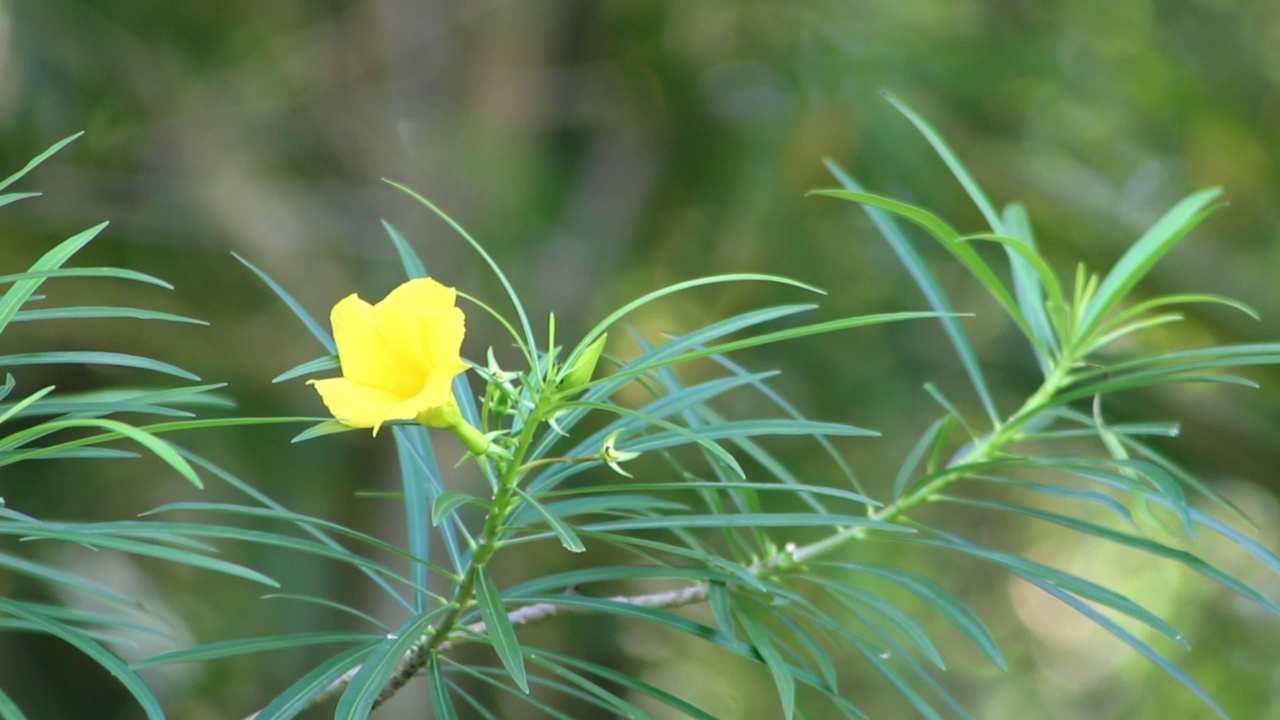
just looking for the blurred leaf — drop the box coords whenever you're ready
[736,606,796,720]
[134,632,377,668]
[233,252,336,354]
[0,598,163,720]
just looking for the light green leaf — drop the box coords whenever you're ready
[0,132,82,193]
[0,221,109,337]
[1079,189,1224,338]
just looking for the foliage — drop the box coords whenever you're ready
[5,101,1280,719]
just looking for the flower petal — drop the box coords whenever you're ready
[309,377,416,434]
[373,279,458,375]
[331,294,422,396]
[421,306,468,377]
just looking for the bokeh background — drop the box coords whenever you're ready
[2,1,1280,718]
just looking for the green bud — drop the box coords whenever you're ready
[561,333,607,393]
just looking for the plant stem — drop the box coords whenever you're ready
[790,359,1072,566]
[368,411,544,709]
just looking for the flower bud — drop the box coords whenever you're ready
[561,333,607,394]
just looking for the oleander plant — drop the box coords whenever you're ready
[4,99,1279,719]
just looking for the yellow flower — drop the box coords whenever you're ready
[309,278,468,435]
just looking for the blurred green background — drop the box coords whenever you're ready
[2,1,1279,718]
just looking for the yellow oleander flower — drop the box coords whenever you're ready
[309,278,468,435]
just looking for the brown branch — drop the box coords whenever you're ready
[241,582,711,719]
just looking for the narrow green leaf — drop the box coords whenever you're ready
[954,497,1278,614]
[807,578,947,669]
[507,495,688,528]
[0,221,109,336]
[821,562,1006,671]
[252,642,378,720]
[5,526,277,587]
[0,552,133,605]
[512,488,585,553]
[134,632,376,668]
[895,418,949,500]
[381,220,427,279]
[0,417,200,486]
[12,306,205,325]
[290,420,355,443]
[541,480,878,508]
[0,385,55,425]
[0,351,199,381]
[432,490,487,526]
[922,383,976,439]
[335,606,451,718]
[884,93,1003,231]
[811,188,1038,351]
[959,232,1065,323]
[523,650,650,718]
[1001,203,1060,369]
[506,566,740,598]
[428,655,459,720]
[262,594,389,631]
[395,423,467,584]
[0,191,40,209]
[233,252,336,354]
[913,537,1185,646]
[580,513,911,533]
[1024,574,1228,718]
[529,647,720,720]
[0,266,172,288]
[825,161,999,425]
[475,566,528,692]
[139,505,457,585]
[1079,189,1223,337]
[710,581,736,637]
[0,598,163,720]
[736,607,796,719]
[1098,293,1258,337]
[850,635,945,720]
[629,419,880,451]
[970,475,1138,531]
[179,449,416,614]
[273,355,339,384]
[567,274,823,378]
[0,132,83,193]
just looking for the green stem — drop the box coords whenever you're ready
[372,411,544,709]
[790,359,1073,566]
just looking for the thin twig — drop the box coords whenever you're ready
[241,583,710,719]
